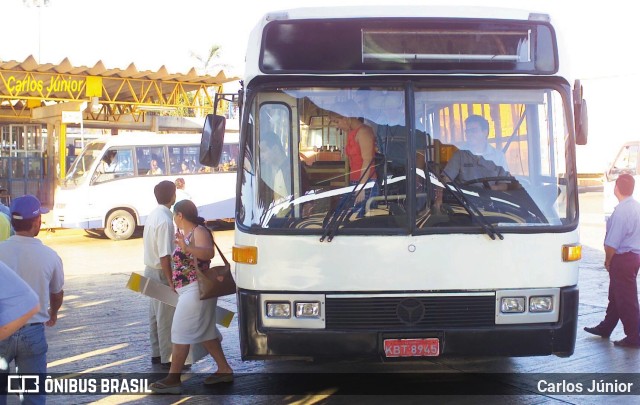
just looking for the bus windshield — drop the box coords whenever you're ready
[238,83,574,234]
[64,141,105,186]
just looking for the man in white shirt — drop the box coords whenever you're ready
[143,181,177,367]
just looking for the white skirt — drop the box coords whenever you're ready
[171,281,221,344]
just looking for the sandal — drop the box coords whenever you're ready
[203,373,234,385]
[149,381,182,394]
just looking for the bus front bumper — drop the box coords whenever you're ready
[237,287,578,361]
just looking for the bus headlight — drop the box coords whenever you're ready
[266,302,291,318]
[500,297,525,313]
[296,302,321,318]
[529,296,553,312]
[261,294,325,328]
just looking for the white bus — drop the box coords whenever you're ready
[54,131,239,240]
[604,141,640,219]
[203,6,587,360]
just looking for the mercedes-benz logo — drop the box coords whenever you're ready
[396,298,425,326]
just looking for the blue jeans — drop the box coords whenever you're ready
[0,323,47,405]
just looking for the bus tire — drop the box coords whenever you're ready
[104,209,136,241]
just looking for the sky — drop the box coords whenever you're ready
[2,0,637,172]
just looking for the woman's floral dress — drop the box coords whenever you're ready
[171,227,211,289]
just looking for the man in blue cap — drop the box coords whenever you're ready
[0,194,65,403]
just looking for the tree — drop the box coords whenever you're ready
[190,45,229,75]
[190,45,230,117]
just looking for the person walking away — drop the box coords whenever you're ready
[584,173,640,347]
[150,199,233,394]
[0,195,65,405]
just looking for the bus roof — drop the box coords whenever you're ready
[262,6,546,21]
[244,6,559,84]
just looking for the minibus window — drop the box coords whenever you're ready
[136,146,166,176]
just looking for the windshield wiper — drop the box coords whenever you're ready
[320,159,376,242]
[319,183,361,242]
[430,164,503,240]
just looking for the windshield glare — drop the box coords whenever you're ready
[65,141,105,185]
[238,85,574,234]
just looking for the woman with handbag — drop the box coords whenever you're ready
[150,199,233,394]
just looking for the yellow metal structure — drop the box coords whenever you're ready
[0,55,238,125]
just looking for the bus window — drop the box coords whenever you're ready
[611,144,638,177]
[136,146,165,175]
[413,87,569,228]
[259,103,292,202]
[218,145,239,173]
[93,147,135,184]
[605,143,640,218]
[168,145,200,175]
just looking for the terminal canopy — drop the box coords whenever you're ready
[0,55,239,129]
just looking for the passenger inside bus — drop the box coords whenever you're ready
[330,100,378,217]
[93,150,118,182]
[147,159,163,175]
[180,161,192,174]
[441,115,510,189]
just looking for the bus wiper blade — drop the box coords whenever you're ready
[446,181,503,240]
[428,163,502,240]
[320,183,361,242]
[320,157,378,242]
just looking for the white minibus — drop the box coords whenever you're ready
[54,131,238,240]
[604,141,640,218]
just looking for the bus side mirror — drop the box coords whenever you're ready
[573,80,588,145]
[200,114,226,167]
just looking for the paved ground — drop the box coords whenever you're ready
[5,191,640,404]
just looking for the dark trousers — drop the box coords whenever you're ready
[600,252,640,342]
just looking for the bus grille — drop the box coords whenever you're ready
[325,295,495,329]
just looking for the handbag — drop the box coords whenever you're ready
[195,241,237,300]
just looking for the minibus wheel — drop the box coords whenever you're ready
[104,209,136,240]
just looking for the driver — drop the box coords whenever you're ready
[442,115,510,191]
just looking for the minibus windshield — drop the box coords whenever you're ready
[64,141,105,186]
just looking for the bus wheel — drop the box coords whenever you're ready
[104,210,136,241]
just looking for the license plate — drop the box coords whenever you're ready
[383,338,440,357]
